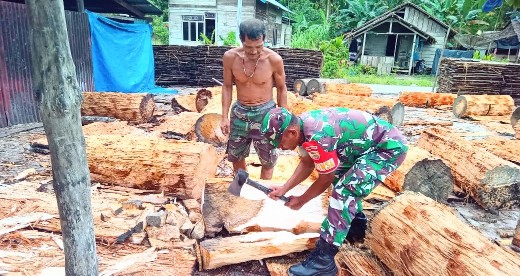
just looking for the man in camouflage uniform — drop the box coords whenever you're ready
[261,107,408,276]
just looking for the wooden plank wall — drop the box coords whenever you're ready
[360,56,394,75]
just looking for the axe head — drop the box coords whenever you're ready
[228,169,249,197]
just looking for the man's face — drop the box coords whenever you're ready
[278,129,300,150]
[242,36,264,60]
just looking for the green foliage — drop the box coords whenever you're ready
[219,32,239,46]
[151,16,168,45]
[347,74,435,86]
[200,30,216,45]
[473,50,481,59]
[319,35,350,77]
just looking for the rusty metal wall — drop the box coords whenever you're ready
[0,1,94,128]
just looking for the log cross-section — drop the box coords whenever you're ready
[512,107,520,139]
[81,92,155,123]
[452,95,515,118]
[416,126,520,209]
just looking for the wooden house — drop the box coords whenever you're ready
[345,2,456,75]
[168,0,292,47]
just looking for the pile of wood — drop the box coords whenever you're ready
[437,58,520,105]
[452,95,515,118]
[293,78,372,97]
[153,45,322,87]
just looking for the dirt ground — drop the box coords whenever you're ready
[0,84,519,275]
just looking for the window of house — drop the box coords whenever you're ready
[182,15,204,42]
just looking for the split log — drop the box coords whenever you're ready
[366,192,520,275]
[512,107,520,139]
[452,95,515,118]
[195,89,213,112]
[196,231,319,270]
[81,92,155,123]
[86,135,219,199]
[416,126,520,209]
[336,247,390,276]
[312,94,405,126]
[150,112,202,136]
[399,92,456,107]
[293,78,312,96]
[513,218,520,248]
[202,178,327,237]
[191,113,228,147]
[171,94,197,113]
[306,78,351,95]
[327,83,372,97]
[384,146,454,202]
[472,137,520,165]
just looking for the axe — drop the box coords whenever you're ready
[228,169,289,202]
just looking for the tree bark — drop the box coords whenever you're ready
[472,137,520,165]
[81,92,155,123]
[293,78,312,96]
[384,146,454,202]
[196,231,320,270]
[195,88,213,112]
[512,107,520,139]
[452,95,515,118]
[416,126,520,209]
[311,94,405,126]
[336,247,391,276]
[366,192,520,275]
[399,92,456,107]
[26,0,98,274]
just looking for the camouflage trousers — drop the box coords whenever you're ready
[321,143,408,247]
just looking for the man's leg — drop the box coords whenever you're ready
[232,159,247,173]
[253,139,278,180]
[227,105,252,174]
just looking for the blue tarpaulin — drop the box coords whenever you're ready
[87,11,177,94]
[431,49,475,75]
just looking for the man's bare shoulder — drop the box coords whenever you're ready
[264,48,283,64]
[223,48,243,60]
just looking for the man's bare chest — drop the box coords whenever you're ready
[232,59,273,85]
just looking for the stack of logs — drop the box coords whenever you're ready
[437,58,520,105]
[38,89,520,275]
[153,45,323,87]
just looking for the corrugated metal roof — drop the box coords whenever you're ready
[260,0,291,13]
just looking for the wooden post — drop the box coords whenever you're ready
[76,0,84,12]
[432,27,451,92]
[26,0,98,275]
[408,34,417,75]
[361,33,367,61]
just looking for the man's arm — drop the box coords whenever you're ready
[220,51,234,134]
[272,54,288,108]
[281,153,315,193]
[300,172,335,204]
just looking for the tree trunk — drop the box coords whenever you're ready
[311,94,405,126]
[416,126,520,209]
[384,146,453,202]
[307,78,355,95]
[512,107,520,139]
[452,95,515,118]
[81,92,155,123]
[336,247,391,276]
[293,78,312,96]
[399,92,456,107]
[202,178,326,237]
[366,192,520,275]
[26,0,98,274]
[171,94,197,113]
[191,113,228,147]
[472,137,520,165]
[326,83,372,97]
[196,231,319,270]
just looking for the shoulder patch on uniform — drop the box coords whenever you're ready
[302,140,339,174]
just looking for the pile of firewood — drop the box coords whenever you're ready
[437,58,520,105]
[153,45,323,87]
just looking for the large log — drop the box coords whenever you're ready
[311,94,405,126]
[196,231,319,270]
[416,127,520,209]
[366,192,520,275]
[81,92,155,123]
[293,78,312,96]
[86,135,219,199]
[472,137,520,165]
[398,92,456,107]
[306,78,354,95]
[287,99,323,116]
[384,146,454,202]
[171,94,197,113]
[452,95,515,118]
[336,247,390,276]
[192,113,228,147]
[512,107,520,139]
[513,218,520,249]
[150,112,202,136]
[202,178,327,237]
[326,83,372,97]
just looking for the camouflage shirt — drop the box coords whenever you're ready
[298,107,407,174]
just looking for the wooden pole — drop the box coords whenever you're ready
[76,0,84,12]
[26,0,98,275]
[361,33,367,61]
[432,27,451,92]
[408,34,417,75]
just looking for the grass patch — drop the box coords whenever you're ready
[346,74,435,87]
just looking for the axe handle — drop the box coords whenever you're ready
[246,179,290,202]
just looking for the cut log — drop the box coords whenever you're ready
[81,92,155,123]
[306,78,351,95]
[293,78,312,96]
[452,95,515,118]
[287,99,323,116]
[195,88,213,112]
[384,146,454,202]
[513,218,520,248]
[512,107,520,139]
[416,126,520,209]
[150,112,202,136]
[336,247,390,276]
[202,178,327,237]
[311,94,405,126]
[86,135,219,199]
[171,94,197,113]
[196,231,319,270]
[366,192,520,275]
[191,113,228,147]
[327,83,372,97]
[472,137,520,165]
[399,92,456,107]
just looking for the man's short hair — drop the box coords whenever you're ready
[239,18,266,42]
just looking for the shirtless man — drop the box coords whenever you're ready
[220,18,288,180]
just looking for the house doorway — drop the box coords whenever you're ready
[386,34,397,57]
[205,13,216,43]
